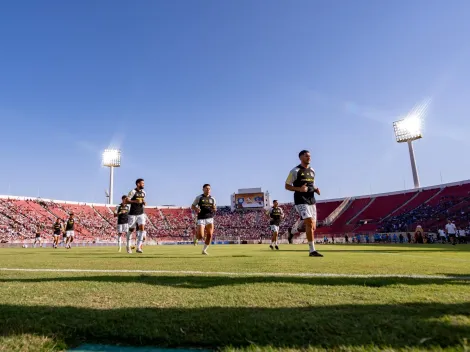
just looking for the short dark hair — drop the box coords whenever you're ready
[122,195,127,200]
[299,150,310,158]
[136,178,144,185]
[203,184,211,189]
[273,200,278,203]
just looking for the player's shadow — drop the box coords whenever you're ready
[0,302,469,350]
[0,274,468,288]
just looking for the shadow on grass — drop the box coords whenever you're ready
[0,302,469,350]
[1,275,469,288]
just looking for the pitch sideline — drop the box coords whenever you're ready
[0,267,469,280]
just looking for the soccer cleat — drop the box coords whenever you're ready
[269,245,274,250]
[136,249,143,253]
[202,250,208,255]
[275,245,279,250]
[309,251,323,257]
[127,247,132,254]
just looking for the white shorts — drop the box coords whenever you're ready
[128,214,146,229]
[197,218,214,227]
[34,237,41,242]
[66,231,75,238]
[270,225,280,233]
[117,224,129,233]
[295,204,317,221]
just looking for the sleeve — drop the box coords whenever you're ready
[127,189,136,199]
[213,197,217,207]
[285,168,297,185]
[192,195,201,207]
[114,206,120,214]
[280,207,284,215]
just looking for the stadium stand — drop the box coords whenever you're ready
[1,179,469,244]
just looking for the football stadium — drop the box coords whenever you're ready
[2,2,470,352]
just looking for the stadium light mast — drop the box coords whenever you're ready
[393,116,422,189]
[102,149,121,205]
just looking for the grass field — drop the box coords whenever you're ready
[0,243,469,352]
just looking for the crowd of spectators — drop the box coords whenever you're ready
[1,192,468,244]
[379,196,470,234]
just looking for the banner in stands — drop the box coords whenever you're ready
[234,193,265,209]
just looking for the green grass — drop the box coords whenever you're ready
[0,244,469,351]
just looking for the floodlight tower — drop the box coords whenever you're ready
[102,149,121,205]
[393,116,422,189]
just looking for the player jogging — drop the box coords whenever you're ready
[64,213,77,249]
[125,178,147,254]
[445,219,457,246]
[52,218,62,249]
[114,195,130,252]
[267,200,284,250]
[33,231,42,248]
[191,184,216,255]
[285,150,323,257]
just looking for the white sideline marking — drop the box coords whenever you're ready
[0,268,469,280]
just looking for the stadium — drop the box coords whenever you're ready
[2,2,470,352]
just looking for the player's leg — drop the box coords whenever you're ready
[272,226,279,250]
[136,215,147,253]
[64,233,69,248]
[269,225,276,250]
[196,219,205,242]
[126,216,137,253]
[69,232,74,248]
[304,205,322,257]
[117,224,124,252]
[202,220,214,255]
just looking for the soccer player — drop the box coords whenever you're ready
[52,218,62,249]
[285,150,323,257]
[267,200,284,250]
[64,213,77,249]
[33,231,42,248]
[445,219,457,246]
[191,184,216,255]
[114,195,130,252]
[125,178,147,254]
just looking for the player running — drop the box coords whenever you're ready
[114,195,130,252]
[125,178,147,254]
[64,213,77,249]
[33,231,42,248]
[285,150,323,257]
[267,200,284,250]
[191,184,216,255]
[52,218,62,248]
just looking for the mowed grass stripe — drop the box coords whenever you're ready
[2,267,470,280]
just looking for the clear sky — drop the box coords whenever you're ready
[1,0,470,206]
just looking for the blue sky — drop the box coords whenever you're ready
[1,0,470,206]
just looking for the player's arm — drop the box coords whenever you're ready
[191,196,201,213]
[285,169,308,192]
[125,190,140,204]
[212,198,217,214]
[113,206,119,217]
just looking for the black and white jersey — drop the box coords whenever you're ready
[128,188,146,216]
[269,207,284,226]
[192,194,217,220]
[53,223,62,235]
[65,218,75,231]
[115,204,130,225]
[285,165,316,205]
